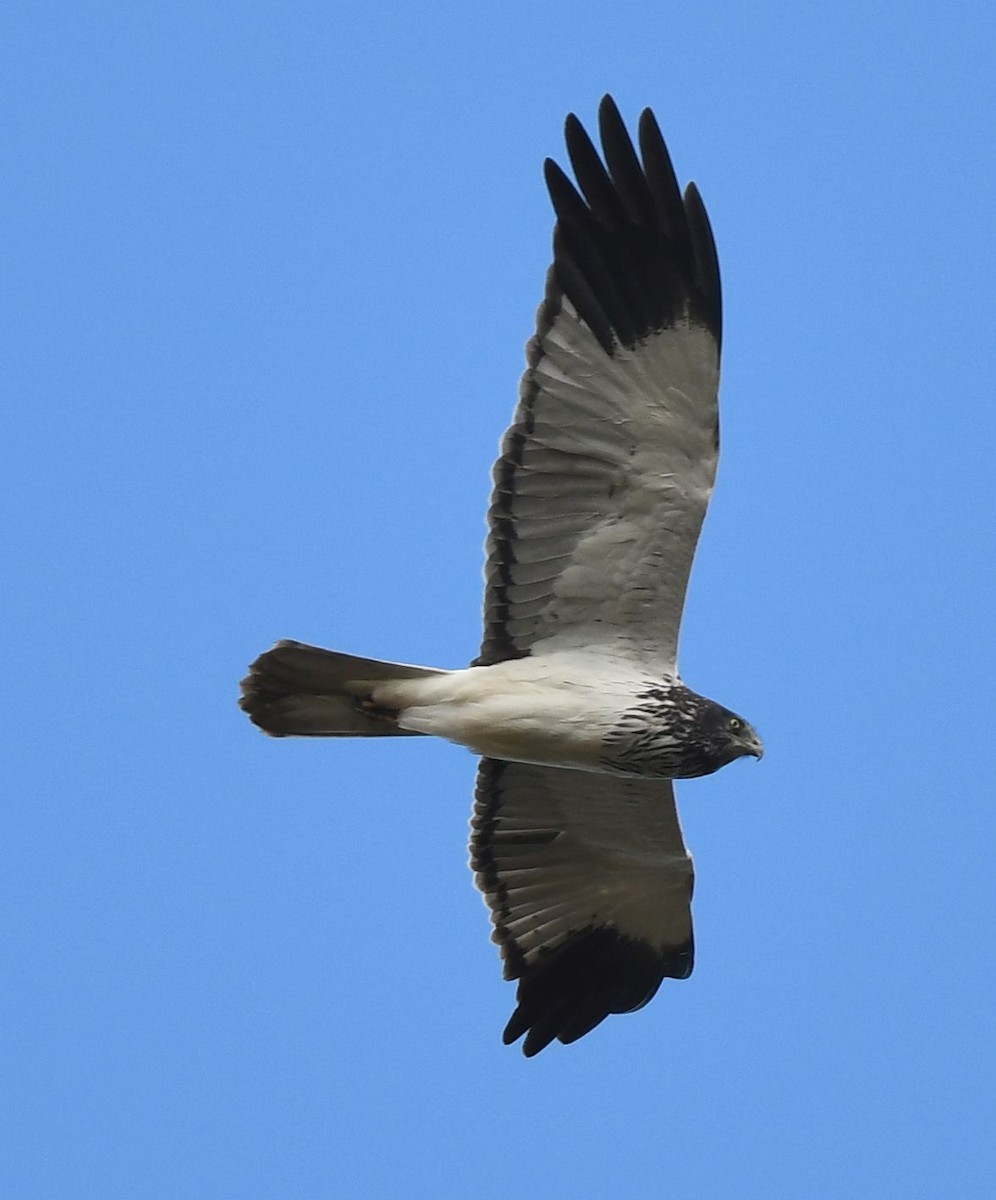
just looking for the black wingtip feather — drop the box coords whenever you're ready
[598,96,656,230]
[683,181,723,350]
[500,926,692,1057]
[545,96,722,354]
[551,227,625,355]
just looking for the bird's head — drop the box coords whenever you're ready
[601,683,763,780]
[685,699,763,776]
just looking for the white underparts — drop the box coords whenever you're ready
[368,652,672,774]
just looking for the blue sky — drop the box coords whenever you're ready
[4,2,995,1196]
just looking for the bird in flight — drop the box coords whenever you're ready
[240,95,762,1056]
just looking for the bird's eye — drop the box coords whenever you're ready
[728,717,743,732]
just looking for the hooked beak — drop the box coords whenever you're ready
[744,732,764,761]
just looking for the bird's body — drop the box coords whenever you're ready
[281,648,760,779]
[374,651,645,771]
[240,97,762,1056]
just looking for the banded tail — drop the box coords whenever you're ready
[239,639,441,737]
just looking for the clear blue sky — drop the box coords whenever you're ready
[4,2,995,1197]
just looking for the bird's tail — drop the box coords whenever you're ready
[239,639,442,737]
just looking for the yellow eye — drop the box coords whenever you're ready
[729,717,743,732]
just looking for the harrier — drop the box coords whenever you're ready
[240,96,762,1056]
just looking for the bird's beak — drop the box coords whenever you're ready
[745,734,764,761]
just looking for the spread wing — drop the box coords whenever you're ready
[478,96,722,674]
[470,758,694,1056]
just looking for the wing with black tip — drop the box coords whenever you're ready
[478,96,722,674]
[470,757,694,1056]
